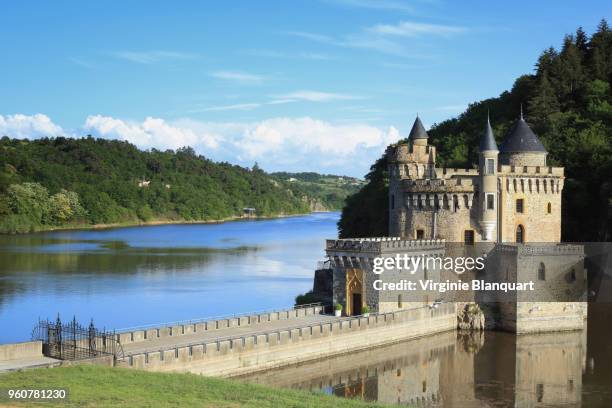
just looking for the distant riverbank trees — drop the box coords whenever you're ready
[0,137,322,233]
[340,21,612,242]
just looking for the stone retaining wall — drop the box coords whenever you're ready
[0,341,42,361]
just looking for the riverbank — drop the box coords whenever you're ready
[0,211,335,235]
[0,365,386,407]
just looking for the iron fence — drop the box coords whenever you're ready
[32,316,123,361]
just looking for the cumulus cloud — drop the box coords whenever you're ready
[2,113,401,176]
[0,114,64,138]
[83,115,220,150]
[83,115,399,175]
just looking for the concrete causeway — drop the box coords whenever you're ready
[121,313,340,356]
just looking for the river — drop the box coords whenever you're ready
[1,212,610,407]
[0,212,339,344]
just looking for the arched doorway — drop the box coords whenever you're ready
[516,224,525,243]
[346,268,364,316]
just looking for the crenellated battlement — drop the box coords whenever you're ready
[401,177,475,192]
[499,165,564,177]
[388,143,436,165]
[435,167,480,177]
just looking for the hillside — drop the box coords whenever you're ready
[271,172,364,211]
[0,137,350,234]
[340,21,612,242]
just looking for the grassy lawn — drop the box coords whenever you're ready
[0,365,387,408]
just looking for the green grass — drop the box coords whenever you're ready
[0,365,387,408]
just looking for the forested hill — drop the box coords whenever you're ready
[340,20,612,242]
[0,137,346,233]
[271,172,364,211]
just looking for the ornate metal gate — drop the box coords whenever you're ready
[32,316,123,361]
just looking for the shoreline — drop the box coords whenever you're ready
[0,210,339,235]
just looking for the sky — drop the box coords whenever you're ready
[0,1,610,177]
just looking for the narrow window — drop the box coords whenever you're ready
[536,384,544,403]
[398,294,403,308]
[422,380,427,393]
[486,158,495,175]
[486,193,495,210]
[516,225,525,243]
[391,194,395,210]
[464,230,475,245]
[538,263,545,280]
[568,269,576,283]
[516,199,524,213]
[416,229,425,239]
[547,202,552,214]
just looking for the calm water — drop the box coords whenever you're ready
[239,304,612,407]
[0,212,339,344]
[1,212,611,407]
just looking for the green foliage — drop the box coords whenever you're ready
[271,172,363,210]
[295,290,318,305]
[0,182,86,233]
[0,137,316,233]
[338,156,389,238]
[340,21,612,242]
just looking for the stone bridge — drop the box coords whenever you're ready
[113,302,457,377]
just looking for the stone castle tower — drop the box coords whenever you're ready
[387,112,563,243]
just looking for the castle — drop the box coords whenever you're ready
[320,112,587,333]
[387,112,562,243]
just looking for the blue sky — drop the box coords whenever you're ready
[0,1,609,177]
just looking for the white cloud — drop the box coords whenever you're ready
[209,71,266,84]
[83,115,220,150]
[0,114,64,138]
[283,19,465,57]
[368,21,466,37]
[274,90,362,102]
[2,113,401,177]
[111,50,197,64]
[236,117,399,161]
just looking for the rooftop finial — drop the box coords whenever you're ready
[487,109,490,124]
[520,104,524,120]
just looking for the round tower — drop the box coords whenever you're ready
[479,114,499,241]
[499,109,547,166]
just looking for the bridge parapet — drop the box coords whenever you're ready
[115,302,457,376]
[115,303,325,345]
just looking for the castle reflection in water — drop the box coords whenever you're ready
[238,329,587,407]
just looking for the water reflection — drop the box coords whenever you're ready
[239,327,593,407]
[0,213,339,343]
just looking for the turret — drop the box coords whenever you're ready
[499,108,547,166]
[408,115,429,147]
[478,114,499,241]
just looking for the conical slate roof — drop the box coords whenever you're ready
[479,115,498,152]
[500,115,547,153]
[408,116,428,140]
